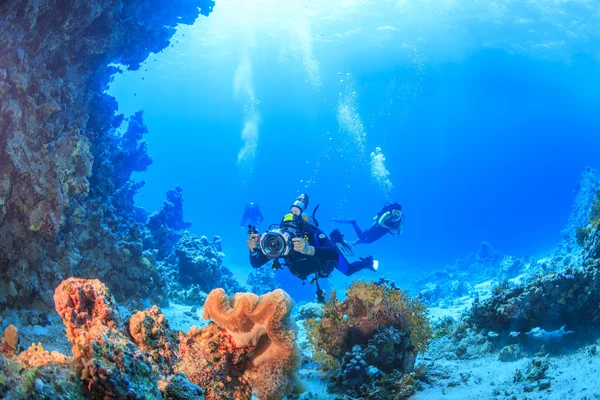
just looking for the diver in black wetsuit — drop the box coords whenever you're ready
[333,202,404,245]
[247,194,376,302]
[240,202,264,228]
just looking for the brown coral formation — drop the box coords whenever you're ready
[128,305,179,375]
[81,325,163,399]
[54,278,121,357]
[54,278,162,398]
[177,323,252,400]
[202,288,303,400]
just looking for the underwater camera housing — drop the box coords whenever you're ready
[259,224,302,259]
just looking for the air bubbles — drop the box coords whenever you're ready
[346,72,351,76]
[340,79,344,83]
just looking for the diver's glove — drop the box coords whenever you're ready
[292,238,315,256]
[247,233,259,251]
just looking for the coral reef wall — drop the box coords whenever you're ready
[0,0,214,307]
[558,167,600,254]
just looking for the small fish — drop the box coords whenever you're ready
[525,325,574,341]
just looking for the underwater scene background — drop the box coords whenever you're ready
[108,0,600,289]
[0,0,599,399]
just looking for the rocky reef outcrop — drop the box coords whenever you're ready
[175,233,244,294]
[466,182,600,343]
[1,278,302,400]
[145,186,193,260]
[470,227,600,340]
[0,0,215,308]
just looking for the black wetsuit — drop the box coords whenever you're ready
[249,225,338,281]
[354,220,389,244]
[241,203,264,227]
[330,229,373,275]
[346,214,401,244]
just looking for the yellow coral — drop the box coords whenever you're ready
[305,279,432,369]
[15,343,69,367]
[346,279,432,353]
[304,290,344,370]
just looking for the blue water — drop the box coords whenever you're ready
[108,0,600,293]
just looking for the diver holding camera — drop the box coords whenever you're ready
[247,194,377,303]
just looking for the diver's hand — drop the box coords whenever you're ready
[292,238,315,256]
[247,234,259,251]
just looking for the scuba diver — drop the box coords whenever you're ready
[247,194,377,303]
[240,202,264,228]
[332,202,404,245]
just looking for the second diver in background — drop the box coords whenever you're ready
[332,202,404,245]
[240,202,264,228]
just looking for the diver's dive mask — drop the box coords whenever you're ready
[392,209,402,221]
